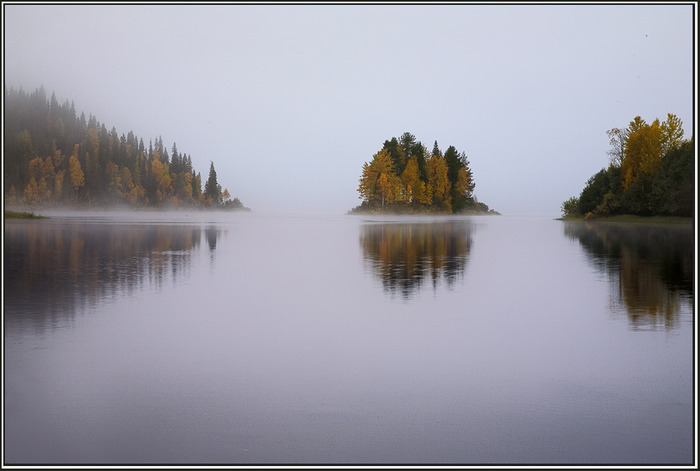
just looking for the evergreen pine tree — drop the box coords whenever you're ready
[204,161,221,206]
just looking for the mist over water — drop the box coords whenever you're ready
[3,211,695,465]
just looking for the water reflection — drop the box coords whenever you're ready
[4,220,210,331]
[563,221,694,329]
[360,220,474,299]
[205,225,221,254]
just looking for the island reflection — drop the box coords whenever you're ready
[360,220,474,299]
[563,221,694,330]
[4,221,214,331]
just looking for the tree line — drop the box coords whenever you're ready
[561,114,693,219]
[4,86,248,210]
[353,132,497,214]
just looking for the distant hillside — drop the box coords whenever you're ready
[350,131,498,215]
[4,85,248,211]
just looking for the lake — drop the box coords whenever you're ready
[3,211,695,465]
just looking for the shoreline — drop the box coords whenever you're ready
[557,214,693,225]
[4,210,48,219]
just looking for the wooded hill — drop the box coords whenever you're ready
[561,114,694,219]
[4,86,248,210]
[352,132,498,214]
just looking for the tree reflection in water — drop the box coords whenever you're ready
[563,220,694,330]
[4,221,208,330]
[360,220,474,299]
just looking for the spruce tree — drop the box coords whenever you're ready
[204,161,221,206]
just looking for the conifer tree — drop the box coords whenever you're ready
[204,161,221,206]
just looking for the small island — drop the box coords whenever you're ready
[349,132,499,215]
[560,113,693,221]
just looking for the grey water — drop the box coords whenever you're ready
[3,211,695,465]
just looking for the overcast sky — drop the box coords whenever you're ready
[3,2,695,216]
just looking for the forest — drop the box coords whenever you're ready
[3,86,248,210]
[352,132,498,214]
[561,113,694,219]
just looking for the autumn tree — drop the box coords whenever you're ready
[376,173,390,209]
[68,145,85,199]
[401,156,422,204]
[621,116,662,191]
[26,157,49,202]
[51,148,67,200]
[42,155,56,198]
[358,148,401,209]
[660,113,684,154]
[453,167,475,206]
[22,177,39,205]
[427,154,451,211]
[382,137,407,178]
[563,113,692,218]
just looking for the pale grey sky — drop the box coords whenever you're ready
[2,2,695,216]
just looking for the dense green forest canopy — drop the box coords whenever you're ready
[3,86,248,210]
[561,114,694,219]
[352,131,498,214]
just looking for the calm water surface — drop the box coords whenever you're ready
[3,211,695,465]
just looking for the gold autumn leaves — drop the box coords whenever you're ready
[357,133,477,213]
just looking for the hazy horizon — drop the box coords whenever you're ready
[3,3,695,217]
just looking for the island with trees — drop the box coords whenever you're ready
[350,132,498,215]
[4,86,249,211]
[561,113,693,220]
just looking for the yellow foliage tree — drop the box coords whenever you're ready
[120,167,134,194]
[54,169,65,198]
[41,155,56,198]
[42,155,56,182]
[51,149,65,199]
[454,167,473,198]
[660,113,684,154]
[401,156,420,203]
[621,117,662,191]
[38,177,51,201]
[151,155,173,203]
[28,156,43,181]
[377,173,390,209]
[26,157,52,202]
[415,180,430,205]
[427,154,451,211]
[22,177,39,204]
[128,185,146,206]
[182,171,194,203]
[105,161,122,198]
[87,128,100,160]
[358,149,398,207]
[69,148,85,198]
[151,155,164,183]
